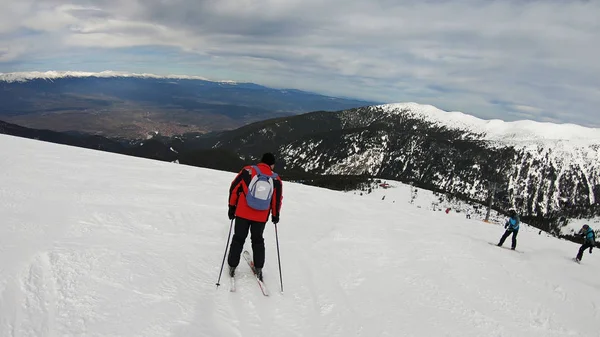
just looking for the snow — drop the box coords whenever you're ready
[378,102,600,144]
[1,133,600,337]
[560,217,600,237]
[368,102,600,214]
[0,70,236,84]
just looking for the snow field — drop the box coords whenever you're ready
[1,133,599,337]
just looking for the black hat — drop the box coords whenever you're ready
[260,152,276,166]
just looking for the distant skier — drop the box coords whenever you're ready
[466,210,472,219]
[226,152,283,281]
[497,209,520,250]
[575,224,596,262]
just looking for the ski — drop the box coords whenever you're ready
[488,242,524,253]
[243,250,269,296]
[229,276,236,292]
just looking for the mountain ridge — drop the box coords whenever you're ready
[1,100,598,227]
[0,70,227,83]
[377,103,600,142]
[0,71,378,138]
[199,103,600,222]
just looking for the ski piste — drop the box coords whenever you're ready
[243,250,270,296]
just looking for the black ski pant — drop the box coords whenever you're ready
[498,229,518,249]
[227,217,266,269]
[576,242,594,261]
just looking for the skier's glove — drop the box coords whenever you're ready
[271,215,279,224]
[228,205,236,220]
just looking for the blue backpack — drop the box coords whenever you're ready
[246,165,278,211]
[584,228,596,243]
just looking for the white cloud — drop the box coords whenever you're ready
[0,44,27,62]
[513,105,543,114]
[1,0,600,127]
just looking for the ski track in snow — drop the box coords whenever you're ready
[1,133,600,337]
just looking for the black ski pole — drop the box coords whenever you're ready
[216,218,234,288]
[275,222,284,293]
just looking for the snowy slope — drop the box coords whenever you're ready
[376,103,600,212]
[1,134,600,337]
[378,102,600,143]
[275,103,600,216]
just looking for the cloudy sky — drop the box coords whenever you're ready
[1,0,599,127]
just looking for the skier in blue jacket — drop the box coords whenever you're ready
[497,209,520,250]
[575,224,596,262]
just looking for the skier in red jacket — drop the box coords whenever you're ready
[227,153,283,281]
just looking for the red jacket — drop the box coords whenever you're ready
[228,163,283,222]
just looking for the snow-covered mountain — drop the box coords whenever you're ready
[1,86,596,222]
[2,132,600,336]
[378,103,600,144]
[360,103,600,214]
[0,70,225,83]
[202,103,600,221]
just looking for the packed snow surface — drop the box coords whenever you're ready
[1,133,600,337]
